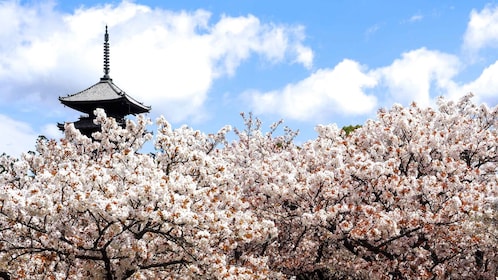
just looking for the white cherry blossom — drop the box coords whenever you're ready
[0,94,496,279]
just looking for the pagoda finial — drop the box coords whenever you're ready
[102,25,110,80]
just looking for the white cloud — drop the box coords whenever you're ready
[408,14,423,23]
[41,123,63,140]
[0,115,38,157]
[246,48,465,122]
[246,59,377,121]
[365,23,382,38]
[463,4,498,52]
[0,116,61,158]
[450,60,498,103]
[0,1,313,123]
[294,44,313,68]
[209,15,313,74]
[372,48,460,107]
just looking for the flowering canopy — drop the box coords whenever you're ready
[0,95,496,279]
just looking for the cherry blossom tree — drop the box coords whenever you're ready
[0,109,279,279]
[218,95,497,279]
[0,94,496,279]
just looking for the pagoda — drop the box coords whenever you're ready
[58,26,151,137]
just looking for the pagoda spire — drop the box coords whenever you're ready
[102,25,110,80]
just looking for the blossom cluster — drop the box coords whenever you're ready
[0,94,496,279]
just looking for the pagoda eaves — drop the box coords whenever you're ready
[59,78,150,117]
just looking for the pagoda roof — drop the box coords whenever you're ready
[59,26,150,117]
[59,77,151,115]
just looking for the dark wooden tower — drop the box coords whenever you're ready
[58,26,151,137]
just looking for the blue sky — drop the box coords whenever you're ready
[2,0,498,156]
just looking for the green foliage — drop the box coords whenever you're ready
[341,124,361,136]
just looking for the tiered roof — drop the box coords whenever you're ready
[59,78,150,116]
